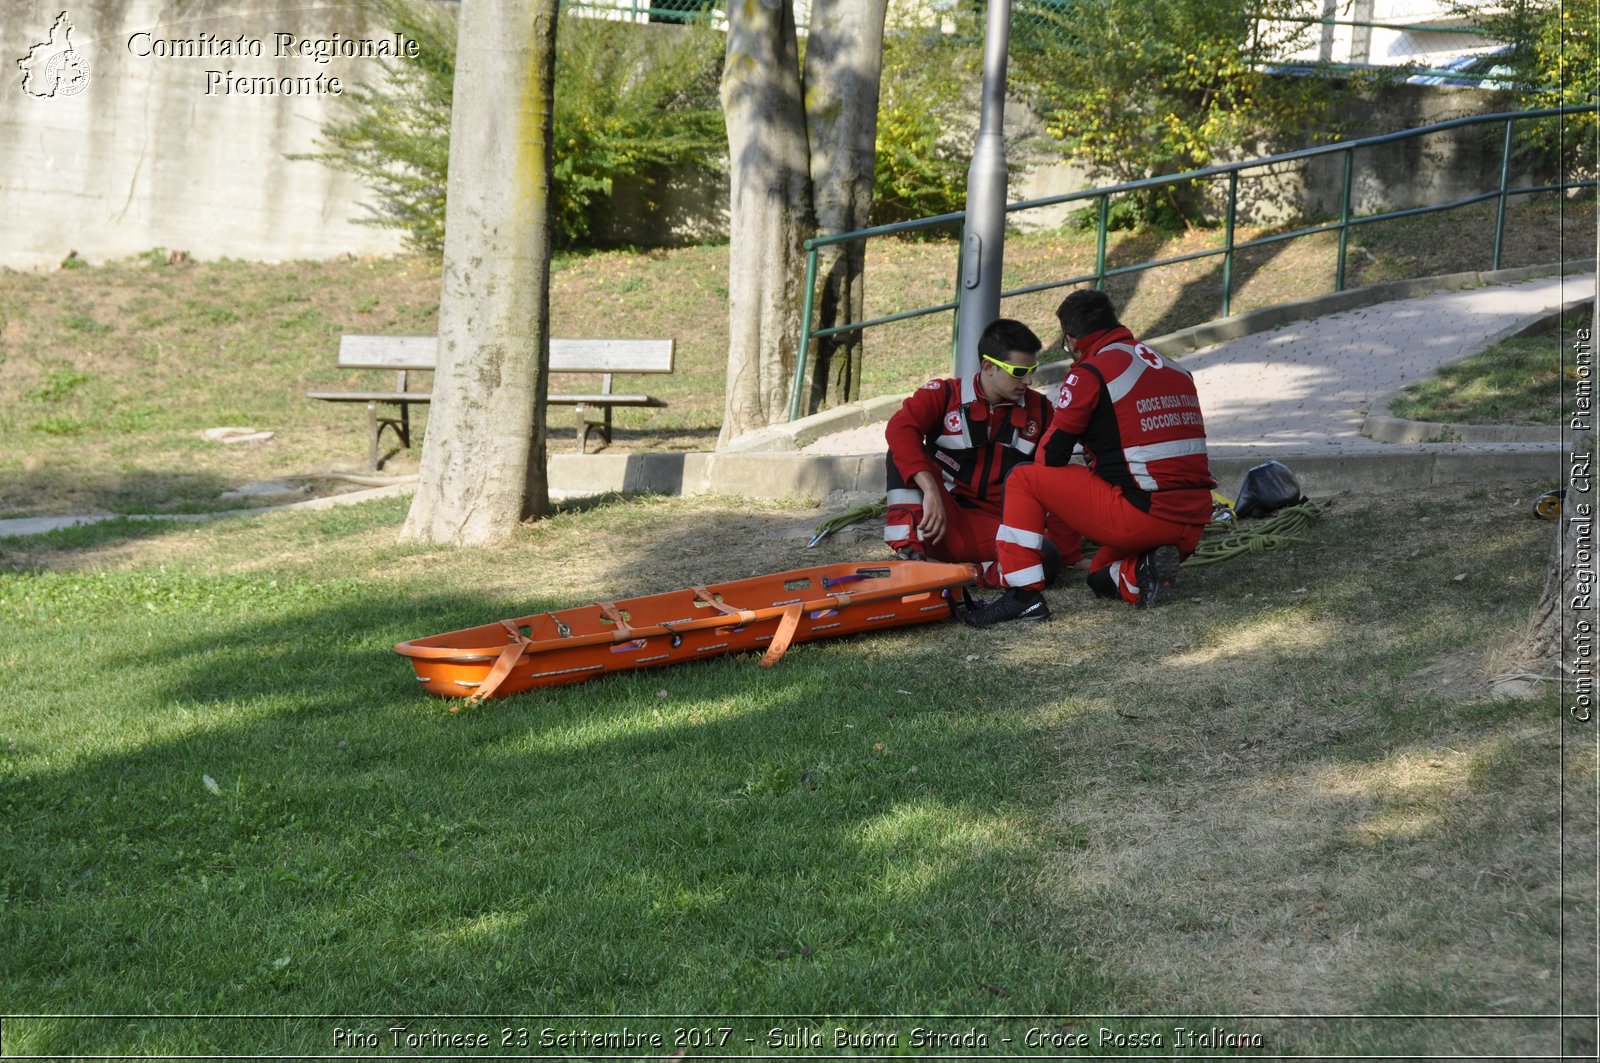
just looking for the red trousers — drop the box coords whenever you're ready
[997,464,1203,603]
[886,484,1081,588]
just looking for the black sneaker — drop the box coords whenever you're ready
[1135,545,1181,608]
[964,588,1051,627]
[894,545,928,562]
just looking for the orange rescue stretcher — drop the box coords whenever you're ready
[394,559,977,701]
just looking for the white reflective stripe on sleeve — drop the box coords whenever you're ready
[884,524,913,542]
[1003,564,1045,587]
[886,488,923,506]
[1103,356,1147,402]
[996,524,1045,550]
[936,434,967,450]
[1123,438,1209,463]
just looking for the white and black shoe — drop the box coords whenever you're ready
[1136,545,1181,608]
[964,588,1051,627]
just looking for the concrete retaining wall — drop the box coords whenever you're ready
[1,0,408,269]
[0,2,1540,266]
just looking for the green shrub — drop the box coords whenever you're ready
[304,0,725,252]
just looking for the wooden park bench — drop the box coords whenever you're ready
[307,335,674,468]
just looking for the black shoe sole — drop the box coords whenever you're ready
[1138,545,1181,609]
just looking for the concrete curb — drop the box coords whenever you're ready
[547,445,1567,505]
[0,480,417,540]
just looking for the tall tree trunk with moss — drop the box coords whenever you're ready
[718,0,813,445]
[802,0,888,413]
[718,0,888,443]
[400,0,559,545]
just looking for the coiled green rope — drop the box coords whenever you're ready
[1183,499,1325,567]
[808,500,888,547]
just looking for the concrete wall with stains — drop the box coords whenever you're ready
[2,0,407,269]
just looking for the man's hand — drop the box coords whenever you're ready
[912,472,947,545]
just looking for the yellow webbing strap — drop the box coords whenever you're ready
[759,603,806,668]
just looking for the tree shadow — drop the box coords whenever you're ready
[1,484,1563,1055]
[0,467,240,520]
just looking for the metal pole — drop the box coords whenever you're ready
[1222,171,1239,318]
[1336,147,1354,292]
[953,0,1012,379]
[788,245,821,422]
[1094,193,1109,290]
[1492,118,1514,271]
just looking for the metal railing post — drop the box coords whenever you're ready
[1493,118,1515,271]
[950,248,964,372]
[1094,194,1110,290]
[788,245,821,422]
[1222,171,1239,319]
[1336,148,1355,292]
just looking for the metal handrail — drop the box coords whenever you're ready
[789,103,1598,421]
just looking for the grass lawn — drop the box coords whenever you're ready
[1388,311,1587,426]
[0,480,1592,1058]
[0,194,1590,518]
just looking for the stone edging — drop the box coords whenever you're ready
[1359,293,1592,445]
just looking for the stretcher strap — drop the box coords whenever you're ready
[597,601,633,639]
[471,625,532,702]
[759,603,805,668]
[692,585,743,616]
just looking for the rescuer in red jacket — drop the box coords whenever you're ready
[966,290,1215,626]
[884,318,1080,587]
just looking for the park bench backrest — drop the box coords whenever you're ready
[336,335,674,374]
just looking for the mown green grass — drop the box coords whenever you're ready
[0,194,1588,518]
[1388,316,1580,425]
[0,480,1583,1058]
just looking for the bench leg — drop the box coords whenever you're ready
[366,401,413,470]
[366,402,381,470]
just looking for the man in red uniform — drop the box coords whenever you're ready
[884,318,1079,587]
[966,290,1214,625]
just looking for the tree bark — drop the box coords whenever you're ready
[1495,294,1597,699]
[801,0,888,414]
[400,0,559,545]
[717,0,813,447]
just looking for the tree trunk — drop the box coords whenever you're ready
[400,0,559,545]
[801,0,888,414]
[1495,293,1598,700]
[717,0,813,447]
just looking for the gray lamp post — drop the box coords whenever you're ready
[954,0,1012,378]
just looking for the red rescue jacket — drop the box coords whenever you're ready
[1041,327,1215,525]
[886,373,1052,512]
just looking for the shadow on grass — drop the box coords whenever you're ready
[1,573,1120,1049]
[0,486,1564,1055]
[0,466,241,519]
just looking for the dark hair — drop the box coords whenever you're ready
[1055,289,1120,340]
[977,318,1042,361]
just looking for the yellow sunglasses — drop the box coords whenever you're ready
[982,353,1039,379]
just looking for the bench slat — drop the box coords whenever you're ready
[307,391,665,407]
[335,335,673,374]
